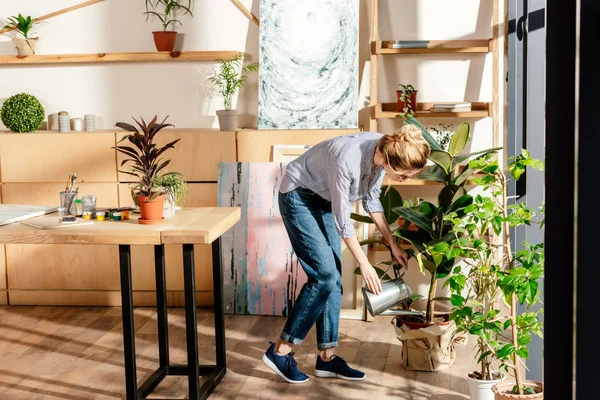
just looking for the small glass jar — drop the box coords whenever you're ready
[121,210,130,220]
[112,211,122,221]
[82,211,93,220]
[95,212,105,221]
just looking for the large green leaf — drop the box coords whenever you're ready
[438,185,463,209]
[380,186,403,224]
[452,167,478,186]
[454,147,503,165]
[394,229,429,253]
[448,122,470,156]
[350,213,373,224]
[416,253,437,275]
[428,150,452,173]
[415,165,448,183]
[404,117,442,151]
[417,201,437,218]
[446,194,474,214]
[393,208,435,237]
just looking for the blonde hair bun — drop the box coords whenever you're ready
[377,124,431,171]
[394,124,424,144]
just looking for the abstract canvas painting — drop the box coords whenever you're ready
[258,0,359,130]
[217,162,308,316]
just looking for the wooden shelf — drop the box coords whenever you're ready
[373,102,491,119]
[0,51,241,66]
[373,40,492,55]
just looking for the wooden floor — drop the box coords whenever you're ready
[0,306,477,399]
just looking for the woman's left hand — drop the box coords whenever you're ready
[390,241,408,268]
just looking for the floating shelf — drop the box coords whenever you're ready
[373,40,492,55]
[0,51,241,66]
[373,102,491,119]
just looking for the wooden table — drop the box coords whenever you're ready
[0,207,241,400]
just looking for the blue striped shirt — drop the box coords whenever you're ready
[279,132,386,238]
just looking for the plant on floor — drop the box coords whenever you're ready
[3,14,40,56]
[439,149,545,397]
[397,84,417,119]
[208,53,259,131]
[144,0,193,51]
[114,115,181,223]
[1,93,44,133]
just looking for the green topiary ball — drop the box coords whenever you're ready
[1,93,45,133]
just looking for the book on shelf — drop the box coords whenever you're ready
[389,40,430,49]
[431,102,472,112]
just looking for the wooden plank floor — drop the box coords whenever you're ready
[0,306,477,399]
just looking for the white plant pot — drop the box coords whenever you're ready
[12,37,38,56]
[216,110,238,131]
[467,372,505,400]
[163,194,176,218]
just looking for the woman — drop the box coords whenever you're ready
[262,125,431,383]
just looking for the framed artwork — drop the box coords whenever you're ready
[270,144,312,162]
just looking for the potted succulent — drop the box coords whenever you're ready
[0,93,45,132]
[3,14,40,57]
[153,172,188,217]
[114,115,181,224]
[144,0,193,52]
[397,84,418,119]
[442,150,545,400]
[209,53,259,131]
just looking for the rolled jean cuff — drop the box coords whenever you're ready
[317,341,338,350]
[280,331,303,346]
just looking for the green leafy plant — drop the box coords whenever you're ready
[114,115,180,200]
[442,149,544,394]
[153,172,188,204]
[397,84,417,119]
[3,14,37,38]
[144,0,193,31]
[209,53,259,110]
[1,93,44,133]
[428,123,454,152]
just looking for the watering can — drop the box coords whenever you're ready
[362,262,413,317]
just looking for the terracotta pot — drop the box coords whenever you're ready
[152,31,177,52]
[216,110,238,131]
[12,37,38,57]
[137,194,165,224]
[396,90,418,114]
[492,380,543,400]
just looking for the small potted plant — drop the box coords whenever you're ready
[3,14,40,57]
[153,172,188,217]
[114,115,180,224]
[209,53,259,131]
[144,0,193,52]
[0,93,45,132]
[397,84,418,119]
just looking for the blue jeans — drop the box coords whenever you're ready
[278,188,342,350]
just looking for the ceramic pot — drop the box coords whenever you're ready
[467,372,505,400]
[492,380,543,400]
[396,90,418,114]
[137,194,165,224]
[216,110,238,131]
[152,31,177,52]
[12,37,38,57]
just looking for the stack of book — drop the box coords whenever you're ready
[431,102,472,112]
[389,40,430,49]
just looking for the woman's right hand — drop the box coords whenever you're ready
[360,263,383,295]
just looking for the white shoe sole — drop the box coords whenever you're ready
[262,354,309,384]
[315,369,366,381]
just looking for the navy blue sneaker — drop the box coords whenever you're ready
[262,342,309,384]
[315,354,366,381]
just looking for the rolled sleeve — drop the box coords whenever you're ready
[330,167,356,238]
[362,171,385,213]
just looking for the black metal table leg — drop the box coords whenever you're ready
[183,243,200,399]
[119,244,138,400]
[212,237,226,369]
[154,244,169,368]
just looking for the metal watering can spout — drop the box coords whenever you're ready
[362,261,414,317]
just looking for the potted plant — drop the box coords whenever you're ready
[3,14,39,57]
[114,115,181,224]
[442,150,545,399]
[144,0,193,52]
[152,171,188,217]
[429,123,454,151]
[397,84,418,119]
[0,93,44,132]
[209,53,259,131]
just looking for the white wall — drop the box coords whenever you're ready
[0,0,256,130]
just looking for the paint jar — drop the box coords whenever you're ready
[95,212,105,221]
[121,210,130,220]
[82,211,93,220]
[112,211,122,221]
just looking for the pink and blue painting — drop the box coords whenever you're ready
[217,162,307,316]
